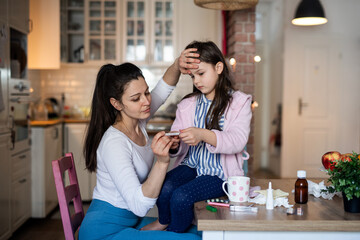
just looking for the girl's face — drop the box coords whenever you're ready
[189,61,223,100]
[114,77,152,120]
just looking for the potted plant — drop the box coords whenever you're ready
[322,151,360,213]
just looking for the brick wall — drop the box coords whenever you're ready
[226,8,256,175]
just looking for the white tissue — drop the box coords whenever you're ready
[249,194,293,208]
[307,180,341,200]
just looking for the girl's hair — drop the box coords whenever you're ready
[84,63,144,172]
[184,41,234,130]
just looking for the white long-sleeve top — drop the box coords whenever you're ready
[92,79,175,217]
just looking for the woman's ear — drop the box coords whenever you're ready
[215,62,224,74]
[110,97,122,111]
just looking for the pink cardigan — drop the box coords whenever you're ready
[170,91,252,178]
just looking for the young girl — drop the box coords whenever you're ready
[142,41,252,233]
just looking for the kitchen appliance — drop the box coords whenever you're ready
[9,79,31,154]
[0,19,12,240]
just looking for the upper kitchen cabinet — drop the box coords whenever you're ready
[0,0,8,22]
[123,0,176,66]
[9,0,30,34]
[61,0,119,64]
[61,0,85,63]
[28,0,60,69]
[61,0,176,66]
[86,0,118,63]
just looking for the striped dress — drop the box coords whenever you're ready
[181,94,225,180]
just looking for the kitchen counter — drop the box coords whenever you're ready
[30,118,90,127]
[30,119,63,127]
[195,178,360,240]
[30,118,173,134]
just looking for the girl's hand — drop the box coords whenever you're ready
[151,131,173,164]
[179,127,204,146]
[170,136,180,149]
[179,48,200,74]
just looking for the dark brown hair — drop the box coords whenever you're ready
[184,41,234,130]
[83,63,144,172]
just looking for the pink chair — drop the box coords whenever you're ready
[52,152,84,240]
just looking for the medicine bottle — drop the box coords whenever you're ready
[295,170,308,204]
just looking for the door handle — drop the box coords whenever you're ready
[298,98,309,115]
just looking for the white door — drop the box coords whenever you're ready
[282,34,344,178]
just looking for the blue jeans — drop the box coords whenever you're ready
[157,165,225,233]
[79,199,201,240]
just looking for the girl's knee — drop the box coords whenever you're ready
[157,180,177,204]
[170,189,194,209]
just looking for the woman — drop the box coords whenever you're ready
[78,49,201,240]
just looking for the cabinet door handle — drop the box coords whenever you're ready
[28,19,33,33]
[52,127,59,139]
[19,179,27,184]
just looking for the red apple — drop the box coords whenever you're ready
[321,151,341,170]
[340,153,352,162]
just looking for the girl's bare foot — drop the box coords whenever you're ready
[140,219,168,231]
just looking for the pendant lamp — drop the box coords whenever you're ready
[292,0,328,26]
[194,0,258,11]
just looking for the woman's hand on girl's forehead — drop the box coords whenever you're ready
[179,48,200,74]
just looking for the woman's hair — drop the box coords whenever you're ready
[83,63,144,172]
[184,41,234,130]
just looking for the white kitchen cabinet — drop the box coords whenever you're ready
[61,0,120,64]
[0,133,11,240]
[64,123,96,201]
[122,0,176,65]
[60,0,176,65]
[11,150,31,231]
[28,0,60,69]
[31,124,62,218]
[9,0,29,34]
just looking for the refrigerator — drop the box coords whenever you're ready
[0,19,12,240]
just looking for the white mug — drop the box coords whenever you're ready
[222,176,250,203]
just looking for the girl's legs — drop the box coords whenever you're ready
[167,175,224,233]
[157,165,197,224]
[141,165,197,230]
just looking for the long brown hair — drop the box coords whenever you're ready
[83,63,144,172]
[184,41,234,130]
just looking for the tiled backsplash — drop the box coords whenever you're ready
[28,64,193,116]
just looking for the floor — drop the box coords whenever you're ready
[9,203,91,240]
[8,169,279,240]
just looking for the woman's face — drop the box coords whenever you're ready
[189,61,223,100]
[119,77,151,120]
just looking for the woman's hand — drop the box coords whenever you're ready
[178,48,200,74]
[151,131,173,164]
[179,127,204,146]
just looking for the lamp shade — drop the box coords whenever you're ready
[292,0,328,26]
[194,0,258,11]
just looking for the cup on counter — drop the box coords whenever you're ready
[222,176,250,203]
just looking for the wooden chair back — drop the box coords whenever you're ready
[52,152,84,240]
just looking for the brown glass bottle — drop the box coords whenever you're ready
[295,170,308,204]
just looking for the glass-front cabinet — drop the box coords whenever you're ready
[61,0,119,63]
[61,0,85,63]
[124,0,146,63]
[152,0,174,63]
[123,0,175,65]
[61,0,175,65]
[87,0,118,62]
